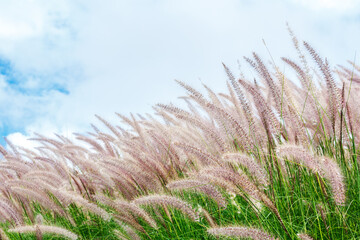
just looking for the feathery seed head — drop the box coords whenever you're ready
[207,226,276,240]
[132,194,199,221]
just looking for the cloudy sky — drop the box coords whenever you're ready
[0,0,359,148]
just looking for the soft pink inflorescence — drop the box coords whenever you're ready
[277,144,346,205]
[8,225,78,240]
[207,226,276,240]
[0,228,9,240]
[166,179,227,208]
[132,194,199,221]
[222,152,269,186]
[320,157,346,205]
[95,195,157,228]
[53,190,111,221]
[277,144,321,173]
[297,233,315,240]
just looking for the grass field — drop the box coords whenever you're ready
[0,29,359,239]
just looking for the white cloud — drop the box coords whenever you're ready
[6,132,38,150]
[291,0,360,12]
[0,2,44,39]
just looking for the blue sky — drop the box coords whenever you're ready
[0,0,359,148]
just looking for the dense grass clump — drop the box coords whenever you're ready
[0,28,360,239]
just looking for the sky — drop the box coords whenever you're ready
[0,0,359,148]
